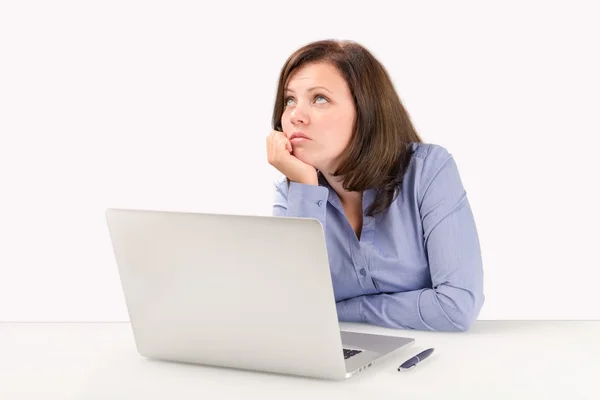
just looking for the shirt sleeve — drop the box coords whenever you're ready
[336,148,485,332]
[272,178,330,229]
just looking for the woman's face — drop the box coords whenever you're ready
[281,62,356,174]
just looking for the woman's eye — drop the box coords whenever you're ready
[284,95,328,106]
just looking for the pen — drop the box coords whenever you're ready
[397,348,435,371]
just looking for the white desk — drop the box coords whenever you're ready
[1,321,598,399]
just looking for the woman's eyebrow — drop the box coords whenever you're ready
[284,86,333,94]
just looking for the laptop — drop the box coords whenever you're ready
[105,208,414,380]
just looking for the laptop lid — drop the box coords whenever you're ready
[105,208,347,380]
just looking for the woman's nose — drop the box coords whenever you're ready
[290,104,309,126]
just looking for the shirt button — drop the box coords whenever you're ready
[317,200,323,206]
[359,268,367,276]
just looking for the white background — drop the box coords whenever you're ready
[1,0,598,322]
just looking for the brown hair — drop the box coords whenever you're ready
[272,39,423,217]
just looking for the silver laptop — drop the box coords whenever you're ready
[105,208,414,380]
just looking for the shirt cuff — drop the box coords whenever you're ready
[286,182,329,223]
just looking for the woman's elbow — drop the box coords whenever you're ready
[448,311,477,332]
[438,288,485,332]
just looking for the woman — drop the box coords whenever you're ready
[266,39,484,332]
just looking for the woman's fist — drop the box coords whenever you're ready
[266,130,318,185]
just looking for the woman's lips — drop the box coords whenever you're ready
[291,137,310,143]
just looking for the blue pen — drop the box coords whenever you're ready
[397,348,435,371]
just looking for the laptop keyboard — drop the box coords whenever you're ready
[343,348,363,359]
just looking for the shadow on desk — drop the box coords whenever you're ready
[341,320,596,336]
[467,320,596,335]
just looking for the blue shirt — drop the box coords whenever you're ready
[272,142,484,332]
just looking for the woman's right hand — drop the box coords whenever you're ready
[266,130,318,185]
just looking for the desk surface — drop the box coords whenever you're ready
[1,321,599,400]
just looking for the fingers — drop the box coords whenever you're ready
[280,131,292,153]
[267,130,277,157]
[266,130,292,156]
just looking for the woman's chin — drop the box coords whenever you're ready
[296,156,315,167]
